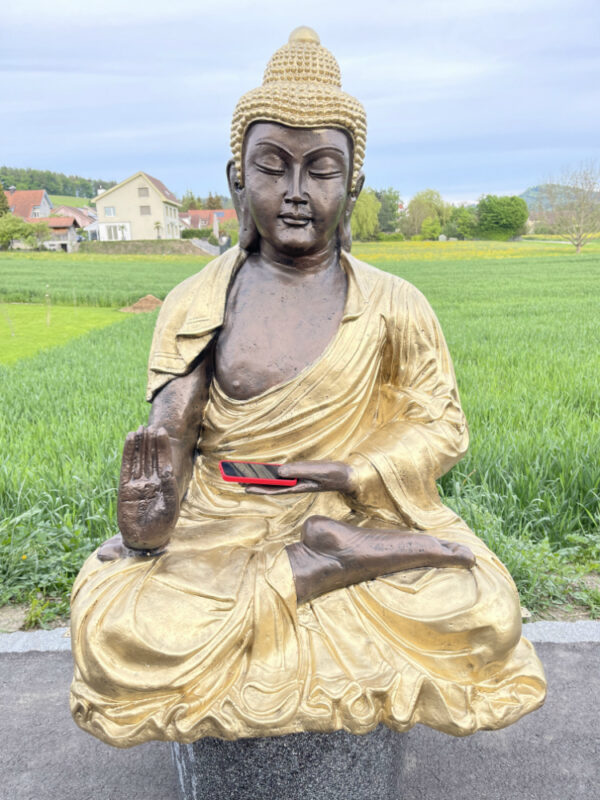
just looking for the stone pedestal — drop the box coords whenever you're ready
[171,726,404,800]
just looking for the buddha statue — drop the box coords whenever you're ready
[70,28,546,748]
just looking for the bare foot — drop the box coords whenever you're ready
[97,533,166,562]
[287,515,475,604]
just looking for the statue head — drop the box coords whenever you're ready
[227,27,367,254]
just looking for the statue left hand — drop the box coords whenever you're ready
[245,461,354,495]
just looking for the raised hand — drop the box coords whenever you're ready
[116,425,179,551]
[245,460,354,496]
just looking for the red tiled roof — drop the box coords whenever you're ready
[179,209,237,228]
[4,190,46,219]
[26,216,77,229]
[143,173,179,204]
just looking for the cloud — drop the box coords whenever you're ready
[2,0,600,199]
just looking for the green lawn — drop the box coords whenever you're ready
[0,241,598,625]
[0,304,125,364]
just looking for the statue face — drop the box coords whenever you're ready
[242,122,352,256]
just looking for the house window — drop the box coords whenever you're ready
[31,207,40,218]
[140,206,151,215]
[104,206,116,217]
[138,187,149,197]
[107,225,119,240]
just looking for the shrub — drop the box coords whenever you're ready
[181,228,199,239]
[376,231,405,241]
[476,195,528,240]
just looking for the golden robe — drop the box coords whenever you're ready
[70,247,546,747]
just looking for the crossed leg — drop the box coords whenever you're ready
[286,515,476,605]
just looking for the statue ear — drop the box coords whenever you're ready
[226,159,259,252]
[338,172,365,252]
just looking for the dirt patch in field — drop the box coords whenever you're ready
[120,294,163,313]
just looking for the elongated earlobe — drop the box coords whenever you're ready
[338,208,353,252]
[226,159,260,251]
[338,172,365,252]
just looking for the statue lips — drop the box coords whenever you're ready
[279,213,312,227]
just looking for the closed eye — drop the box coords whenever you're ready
[308,169,343,179]
[308,156,344,180]
[253,155,286,176]
[255,163,285,176]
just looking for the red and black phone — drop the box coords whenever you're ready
[219,460,298,487]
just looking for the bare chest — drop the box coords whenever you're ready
[215,264,347,400]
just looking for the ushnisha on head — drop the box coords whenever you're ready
[230,27,367,193]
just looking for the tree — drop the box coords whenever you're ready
[180,190,203,212]
[421,215,442,240]
[0,215,34,249]
[0,167,115,197]
[0,182,9,216]
[403,189,444,237]
[30,221,51,249]
[350,188,381,241]
[205,192,223,210]
[535,162,600,253]
[450,206,477,240]
[375,187,401,232]
[476,195,528,240]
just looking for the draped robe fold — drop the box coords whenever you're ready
[70,247,546,747]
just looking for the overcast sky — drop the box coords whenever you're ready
[2,0,599,203]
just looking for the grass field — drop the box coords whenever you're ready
[0,241,598,625]
[0,304,125,364]
[0,251,211,306]
[49,195,94,208]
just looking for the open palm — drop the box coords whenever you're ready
[117,425,179,550]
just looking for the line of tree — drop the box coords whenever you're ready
[180,191,234,211]
[351,186,529,242]
[0,167,116,198]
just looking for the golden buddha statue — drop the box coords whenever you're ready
[70,28,546,747]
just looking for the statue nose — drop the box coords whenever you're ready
[284,166,307,204]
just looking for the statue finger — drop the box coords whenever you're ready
[142,426,154,478]
[155,427,173,478]
[150,429,159,475]
[277,461,326,480]
[120,432,137,484]
[132,426,145,480]
[246,480,319,495]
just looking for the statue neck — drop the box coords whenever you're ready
[257,240,340,276]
